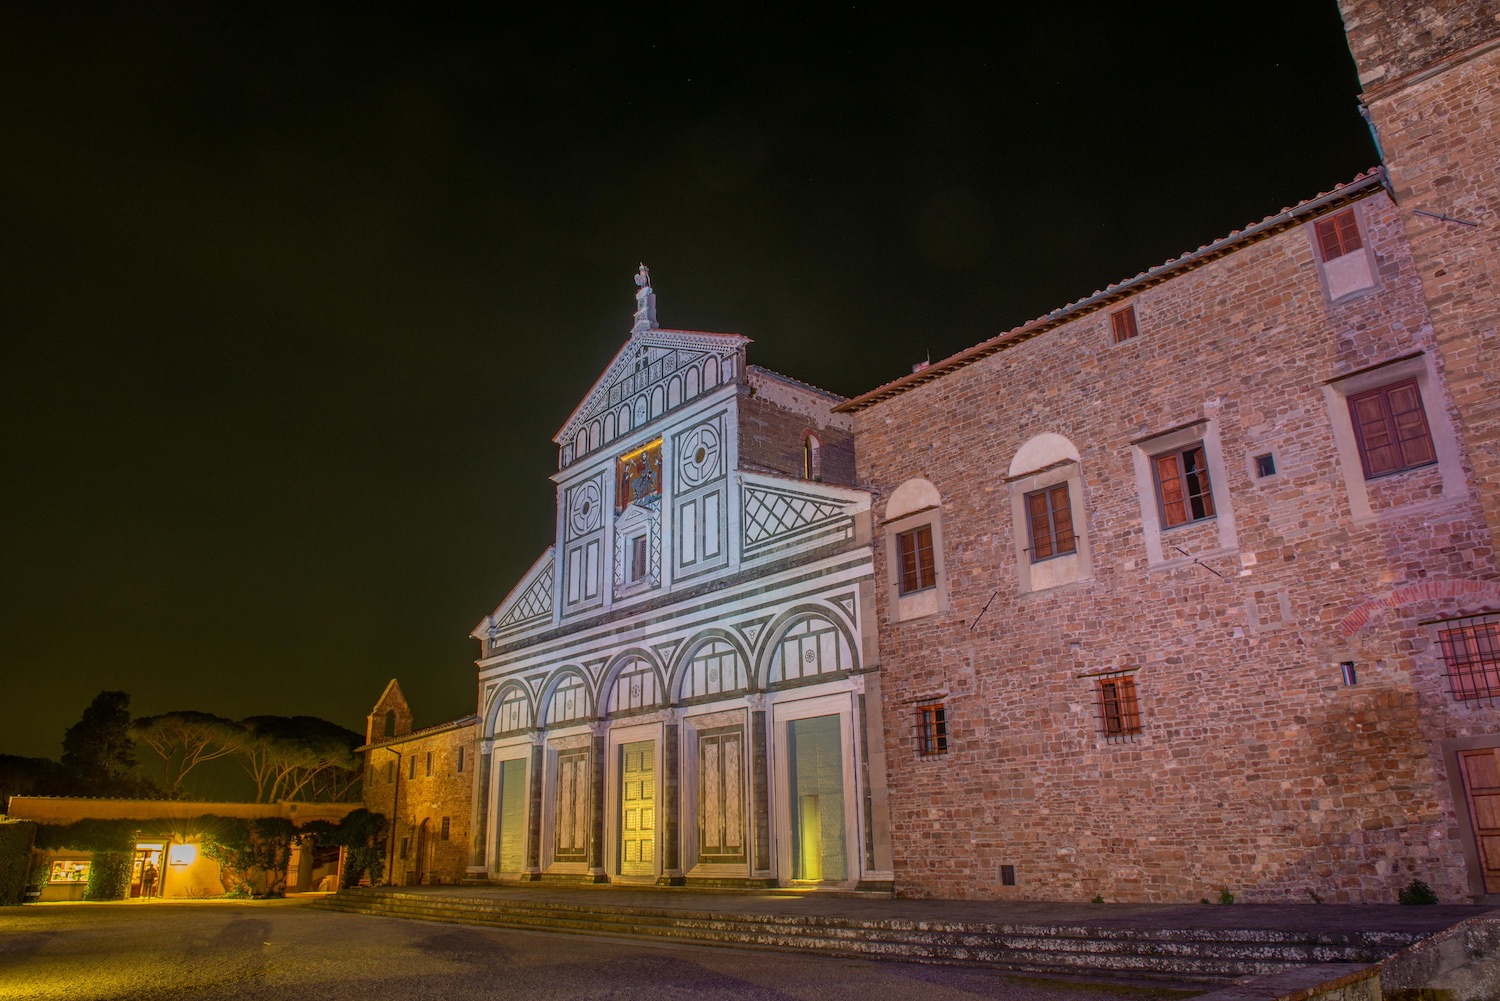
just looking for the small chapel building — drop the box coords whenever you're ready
[466,268,893,888]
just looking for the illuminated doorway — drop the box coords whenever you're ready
[130,841,165,898]
[618,740,656,877]
[788,715,846,881]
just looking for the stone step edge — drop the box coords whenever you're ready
[318,897,1386,963]
[314,899,1340,978]
[320,892,1422,948]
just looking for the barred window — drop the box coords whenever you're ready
[1097,674,1143,742]
[1439,617,1500,702]
[440,817,451,841]
[916,704,948,757]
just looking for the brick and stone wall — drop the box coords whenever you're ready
[364,717,477,886]
[739,367,856,485]
[850,184,1498,903]
[1340,1,1500,545]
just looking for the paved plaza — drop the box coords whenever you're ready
[0,898,1202,1001]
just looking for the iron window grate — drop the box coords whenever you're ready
[1095,673,1143,743]
[915,703,949,756]
[1437,612,1500,704]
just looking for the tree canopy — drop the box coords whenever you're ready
[233,716,363,803]
[131,712,244,798]
[58,691,157,797]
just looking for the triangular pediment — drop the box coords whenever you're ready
[473,547,556,640]
[555,328,749,468]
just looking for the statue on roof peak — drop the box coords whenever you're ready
[632,263,658,333]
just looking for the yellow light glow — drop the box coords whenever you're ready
[167,843,197,866]
[617,438,662,462]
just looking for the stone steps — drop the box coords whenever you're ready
[316,889,1421,983]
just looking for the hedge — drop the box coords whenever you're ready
[0,820,38,906]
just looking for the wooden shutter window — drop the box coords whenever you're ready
[1315,209,1362,261]
[1348,379,1436,479]
[1025,484,1076,561]
[1153,443,1215,528]
[896,525,936,594]
[1110,305,1139,343]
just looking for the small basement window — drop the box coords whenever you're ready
[916,703,948,756]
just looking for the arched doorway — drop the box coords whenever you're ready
[415,818,430,885]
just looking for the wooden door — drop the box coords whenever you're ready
[1459,748,1500,893]
[619,740,656,876]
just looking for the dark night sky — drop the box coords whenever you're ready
[1,4,1376,763]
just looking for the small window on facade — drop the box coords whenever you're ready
[896,525,936,595]
[425,751,433,776]
[916,703,948,756]
[1348,379,1436,479]
[1315,209,1362,262]
[1254,453,1277,479]
[629,535,649,582]
[1097,674,1143,742]
[457,746,465,773]
[399,837,410,860]
[384,710,396,737]
[803,432,821,480]
[441,817,451,841]
[1025,484,1076,562]
[1153,443,1216,528]
[1110,305,1139,343]
[408,756,416,780]
[385,760,395,783]
[1438,618,1500,702]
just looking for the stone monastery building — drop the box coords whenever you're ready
[406,0,1500,904]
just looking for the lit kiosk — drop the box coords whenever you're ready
[469,268,893,890]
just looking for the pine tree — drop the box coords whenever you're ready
[60,691,149,796]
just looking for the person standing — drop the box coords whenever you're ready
[141,862,158,899]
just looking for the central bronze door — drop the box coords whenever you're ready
[619,740,656,876]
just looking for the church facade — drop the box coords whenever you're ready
[465,271,893,888]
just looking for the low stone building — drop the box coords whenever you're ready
[7,796,357,899]
[361,679,477,886]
